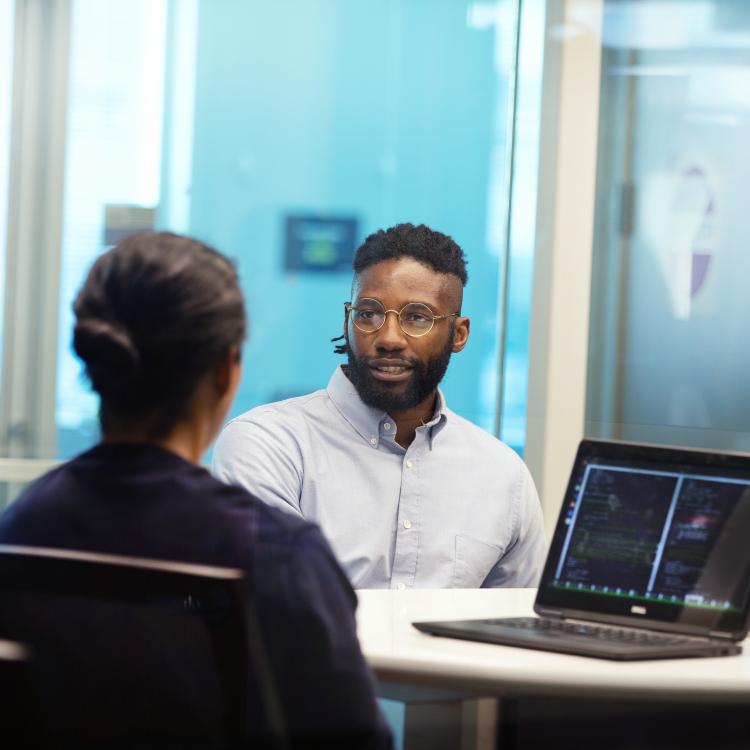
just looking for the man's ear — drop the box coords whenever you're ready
[452,316,470,353]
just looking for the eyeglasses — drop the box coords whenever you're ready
[345,298,458,338]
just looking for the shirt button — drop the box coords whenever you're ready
[370,436,377,445]
[384,422,391,430]
[405,459,413,469]
[397,583,406,591]
[403,519,412,529]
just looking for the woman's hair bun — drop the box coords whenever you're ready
[72,232,246,432]
[73,318,142,399]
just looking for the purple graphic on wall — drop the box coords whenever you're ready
[691,253,711,297]
[683,166,716,299]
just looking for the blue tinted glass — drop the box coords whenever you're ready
[499,0,545,454]
[56,0,167,458]
[52,0,544,459]
[587,0,750,452]
[189,0,523,434]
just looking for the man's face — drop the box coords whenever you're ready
[344,257,470,414]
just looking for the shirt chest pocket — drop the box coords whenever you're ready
[452,534,504,588]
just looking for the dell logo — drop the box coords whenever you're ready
[630,605,647,615]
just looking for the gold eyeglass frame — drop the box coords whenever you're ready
[344,299,459,338]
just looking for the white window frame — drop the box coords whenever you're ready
[525,0,604,536]
[0,0,70,501]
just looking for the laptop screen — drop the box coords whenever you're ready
[537,440,750,636]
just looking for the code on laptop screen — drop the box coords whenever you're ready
[550,458,750,615]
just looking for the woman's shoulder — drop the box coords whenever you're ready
[0,459,82,543]
[0,446,338,582]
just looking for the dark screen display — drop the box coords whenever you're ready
[555,467,675,594]
[539,441,750,634]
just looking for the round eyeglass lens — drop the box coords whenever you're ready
[399,303,434,336]
[351,299,386,331]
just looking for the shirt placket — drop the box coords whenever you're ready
[390,429,426,590]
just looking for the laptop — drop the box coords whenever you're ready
[413,439,750,660]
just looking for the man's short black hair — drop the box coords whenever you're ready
[353,223,468,286]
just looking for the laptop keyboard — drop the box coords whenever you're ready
[486,617,699,646]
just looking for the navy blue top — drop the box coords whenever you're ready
[0,442,392,749]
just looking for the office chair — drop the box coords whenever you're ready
[0,544,288,749]
[0,637,41,748]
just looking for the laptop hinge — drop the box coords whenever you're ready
[709,630,734,640]
[535,608,564,618]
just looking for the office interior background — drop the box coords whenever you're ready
[1,0,749,533]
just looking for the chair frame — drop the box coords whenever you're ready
[0,544,288,748]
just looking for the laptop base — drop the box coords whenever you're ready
[413,618,742,661]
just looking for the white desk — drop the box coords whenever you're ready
[357,589,750,750]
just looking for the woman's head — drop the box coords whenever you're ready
[73,232,246,438]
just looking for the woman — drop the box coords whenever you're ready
[0,232,391,749]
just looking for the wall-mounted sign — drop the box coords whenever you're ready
[103,204,156,246]
[284,215,358,273]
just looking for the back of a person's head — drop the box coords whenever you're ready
[73,231,246,436]
[353,222,468,286]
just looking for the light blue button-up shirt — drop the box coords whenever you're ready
[213,366,547,589]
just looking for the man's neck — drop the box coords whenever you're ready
[341,366,439,448]
[389,393,438,449]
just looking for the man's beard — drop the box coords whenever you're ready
[346,332,454,414]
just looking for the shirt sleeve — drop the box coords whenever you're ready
[252,526,393,749]
[212,415,305,519]
[481,461,548,588]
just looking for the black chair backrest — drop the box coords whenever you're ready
[0,544,266,748]
[0,638,41,748]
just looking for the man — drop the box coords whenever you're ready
[214,223,546,589]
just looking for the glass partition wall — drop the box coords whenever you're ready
[0,0,12,368]
[0,0,545,503]
[518,0,750,532]
[55,0,169,456]
[587,0,750,452]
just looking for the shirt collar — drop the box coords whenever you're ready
[425,389,448,448]
[326,365,448,449]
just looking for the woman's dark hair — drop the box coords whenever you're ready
[353,223,468,286]
[73,231,246,437]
